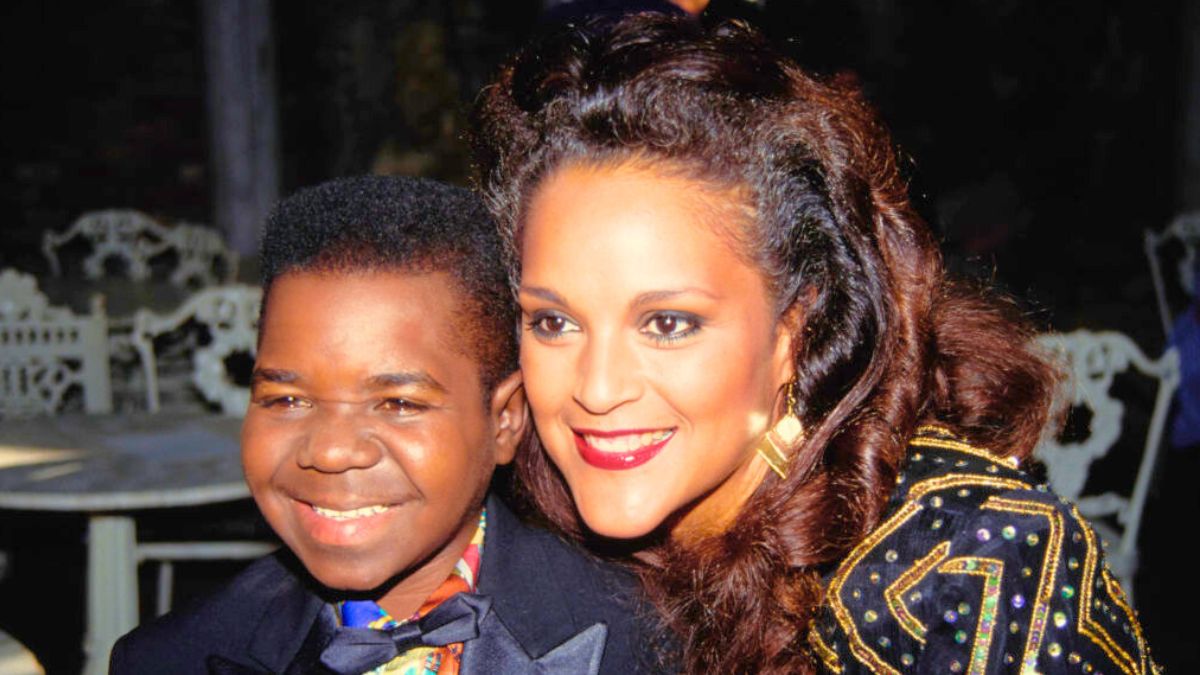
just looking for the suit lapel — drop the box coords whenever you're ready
[473,494,621,672]
[246,556,332,672]
[460,611,607,675]
[280,605,340,675]
[204,553,333,674]
[476,494,583,658]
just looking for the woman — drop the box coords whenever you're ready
[472,14,1156,673]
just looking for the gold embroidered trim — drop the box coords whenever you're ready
[909,435,1021,469]
[981,497,1063,673]
[938,556,1005,675]
[809,628,843,673]
[884,541,950,644]
[907,474,1032,501]
[826,500,922,675]
[825,471,1030,673]
[1104,570,1148,675]
[1069,506,1142,675]
[915,423,956,437]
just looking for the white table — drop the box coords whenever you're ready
[0,413,256,675]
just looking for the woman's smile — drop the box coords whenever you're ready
[572,427,676,469]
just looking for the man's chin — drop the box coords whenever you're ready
[300,554,404,595]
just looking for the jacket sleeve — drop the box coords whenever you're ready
[912,494,1158,674]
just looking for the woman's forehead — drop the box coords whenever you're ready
[518,163,776,312]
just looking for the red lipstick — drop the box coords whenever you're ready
[573,428,674,470]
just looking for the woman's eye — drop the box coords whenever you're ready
[527,312,580,339]
[642,312,700,342]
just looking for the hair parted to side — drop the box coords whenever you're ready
[472,14,1057,673]
[259,175,517,393]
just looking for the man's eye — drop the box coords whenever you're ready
[260,395,309,409]
[379,398,425,415]
[642,312,700,342]
[527,312,580,339]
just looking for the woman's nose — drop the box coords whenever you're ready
[296,406,383,473]
[573,333,643,414]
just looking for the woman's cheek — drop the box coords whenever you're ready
[520,344,572,431]
[652,334,761,409]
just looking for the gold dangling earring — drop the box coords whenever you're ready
[755,381,804,479]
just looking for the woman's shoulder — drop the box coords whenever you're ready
[810,426,1159,674]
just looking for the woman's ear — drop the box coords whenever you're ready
[489,369,528,466]
[771,299,806,390]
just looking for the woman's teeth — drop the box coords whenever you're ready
[584,429,673,452]
[311,504,390,521]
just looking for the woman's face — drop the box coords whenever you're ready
[518,162,795,540]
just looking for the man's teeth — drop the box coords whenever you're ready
[584,429,673,453]
[311,504,390,521]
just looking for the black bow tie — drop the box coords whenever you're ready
[319,592,490,675]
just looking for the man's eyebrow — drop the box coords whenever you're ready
[251,368,299,385]
[366,371,447,393]
[632,288,719,307]
[518,285,569,306]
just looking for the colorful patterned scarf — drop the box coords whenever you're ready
[337,509,486,675]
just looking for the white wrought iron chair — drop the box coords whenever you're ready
[127,284,273,614]
[42,209,237,287]
[42,209,171,281]
[1145,210,1200,338]
[165,221,239,288]
[1034,330,1180,603]
[0,269,112,417]
[129,284,261,416]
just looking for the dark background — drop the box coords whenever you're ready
[1,0,1196,671]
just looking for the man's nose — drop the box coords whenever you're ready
[296,405,383,473]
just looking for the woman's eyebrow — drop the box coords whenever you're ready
[518,285,569,306]
[632,288,718,307]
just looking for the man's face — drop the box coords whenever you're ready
[242,270,521,610]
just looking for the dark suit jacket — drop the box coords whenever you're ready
[111,493,668,674]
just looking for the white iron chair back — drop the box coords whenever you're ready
[1145,210,1200,337]
[130,285,261,416]
[0,269,112,417]
[42,209,171,281]
[42,209,238,287]
[166,221,239,287]
[1035,330,1179,601]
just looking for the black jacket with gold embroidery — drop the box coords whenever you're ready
[811,427,1157,674]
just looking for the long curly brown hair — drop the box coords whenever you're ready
[471,14,1057,673]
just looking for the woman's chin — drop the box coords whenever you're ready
[577,501,666,541]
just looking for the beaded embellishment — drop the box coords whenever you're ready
[810,427,1158,674]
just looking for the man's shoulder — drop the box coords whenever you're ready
[483,492,639,607]
[110,552,311,674]
[481,493,669,673]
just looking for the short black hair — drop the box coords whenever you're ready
[259,175,517,393]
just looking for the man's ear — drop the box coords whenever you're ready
[489,370,528,466]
